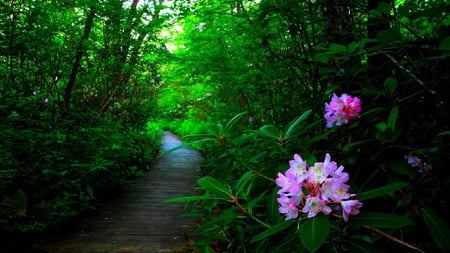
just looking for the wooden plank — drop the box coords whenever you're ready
[34,132,202,253]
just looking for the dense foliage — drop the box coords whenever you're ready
[1,0,450,252]
[0,0,164,245]
[162,0,450,252]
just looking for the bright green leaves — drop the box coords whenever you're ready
[210,111,247,147]
[300,214,330,253]
[258,110,312,147]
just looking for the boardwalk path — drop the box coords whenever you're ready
[37,131,202,253]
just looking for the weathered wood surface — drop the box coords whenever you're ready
[35,131,202,253]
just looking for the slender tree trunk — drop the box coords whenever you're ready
[367,0,392,88]
[63,7,96,113]
[323,0,355,46]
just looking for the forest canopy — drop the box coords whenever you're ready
[1,0,450,252]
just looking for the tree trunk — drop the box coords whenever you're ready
[367,0,392,88]
[63,7,96,113]
[323,0,356,46]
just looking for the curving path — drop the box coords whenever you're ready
[35,131,202,253]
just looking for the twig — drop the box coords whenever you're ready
[377,51,436,95]
[363,225,427,253]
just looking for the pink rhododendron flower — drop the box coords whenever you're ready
[341,200,363,222]
[276,153,362,221]
[325,93,361,128]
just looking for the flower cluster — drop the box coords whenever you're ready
[276,153,362,222]
[405,154,432,173]
[325,93,361,128]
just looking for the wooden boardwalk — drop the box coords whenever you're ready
[35,131,202,253]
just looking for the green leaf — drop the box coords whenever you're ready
[420,207,450,251]
[267,188,283,225]
[284,109,312,140]
[358,181,410,201]
[439,36,450,51]
[350,212,413,228]
[376,28,402,43]
[387,106,399,129]
[377,2,391,14]
[251,219,297,243]
[234,171,255,198]
[300,214,330,253]
[223,111,247,136]
[163,194,224,203]
[329,43,347,53]
[383,77,397,94]
[387,161,416,177]
[375,122,387,133]
[259,124,281,139]
[197,176,231,198]
[342,139,372,152]
[437,130,450,136]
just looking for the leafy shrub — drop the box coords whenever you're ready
[0,92,162,234]
[166,88,450,253]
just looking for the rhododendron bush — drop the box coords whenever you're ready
[166,86,449,252]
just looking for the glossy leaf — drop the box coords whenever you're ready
[284,109,312,140]
[197,176,231,198]
[234,171,255,198]
[163,194,224,203]
[387,106,398,130]
[358,181,410,201]
[267,188,283,225]
[259,124,281,139]
[223,111,247,136]
[251,219,297,243]
[300,214,330,253]
[349,212,413,228]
